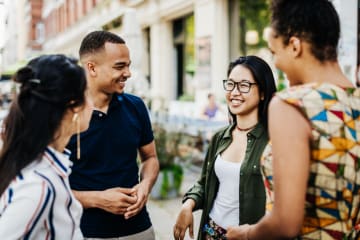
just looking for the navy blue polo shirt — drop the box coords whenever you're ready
[67,93,154,238]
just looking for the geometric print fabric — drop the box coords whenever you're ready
[261,83,360,239]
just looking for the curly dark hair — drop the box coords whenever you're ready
[270,0,340,62]
[79,30,126,58]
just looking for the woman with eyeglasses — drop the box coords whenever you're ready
[173,55,276,240]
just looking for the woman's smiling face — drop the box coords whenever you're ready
[225,65,261,118]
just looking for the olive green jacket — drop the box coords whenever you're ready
[183,123,268,240]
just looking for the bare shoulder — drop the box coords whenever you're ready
[269,96,311,138]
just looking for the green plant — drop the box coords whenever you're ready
[151,123,186,199]
[239,0,271,54]
[153,124,183,169]
[277,70,287,91]
[159,165,183,198]
[178,93,194,102]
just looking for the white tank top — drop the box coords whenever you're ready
[209,154,241,229]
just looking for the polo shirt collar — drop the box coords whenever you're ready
[106,93,124,112]
[43,146,73,177]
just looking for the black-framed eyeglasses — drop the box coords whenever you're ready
[222,79,257,93]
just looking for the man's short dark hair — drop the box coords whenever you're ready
[271,0,340,62]
[79,31,126,58]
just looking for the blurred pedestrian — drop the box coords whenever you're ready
[173,55,276,240]
[67,30,159,239]
[201,93,219,120]
[0,54,92,239]
[226,0,360,239]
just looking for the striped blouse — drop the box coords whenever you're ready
[0,147,83,239]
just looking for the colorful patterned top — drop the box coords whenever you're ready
[261,83,360,239]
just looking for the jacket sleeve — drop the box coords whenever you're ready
[182,131,220,211]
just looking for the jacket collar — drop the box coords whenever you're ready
[223,122,266,139]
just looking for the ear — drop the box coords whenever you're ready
[289,36,301,57]
[68,101,83,114]
[69,107,83,122]
[85,62,97,77]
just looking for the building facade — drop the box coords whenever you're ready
[39,0,232,110]
[1,0,358,110]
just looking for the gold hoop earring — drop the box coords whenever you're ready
[72,113,81,160]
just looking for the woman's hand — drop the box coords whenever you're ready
[173,199,195,240]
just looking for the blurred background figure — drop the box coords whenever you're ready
[201,93,219,120]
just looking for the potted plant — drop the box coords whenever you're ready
[151,123,184,199]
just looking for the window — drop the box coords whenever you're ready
[35,22,45,43]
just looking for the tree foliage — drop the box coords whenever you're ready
[239,0,271,52]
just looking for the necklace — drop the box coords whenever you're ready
[236,123,257,132]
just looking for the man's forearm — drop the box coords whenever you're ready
[139,156,159,192]
[72,190,101,209]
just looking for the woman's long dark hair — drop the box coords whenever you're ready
[227,56,276,128]
[0,54,87,195]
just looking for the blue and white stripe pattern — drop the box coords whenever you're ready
[0,147,83,239]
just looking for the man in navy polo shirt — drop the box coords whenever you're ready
[67,31,159,239]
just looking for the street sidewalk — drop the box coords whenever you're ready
[147,167,202,240]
